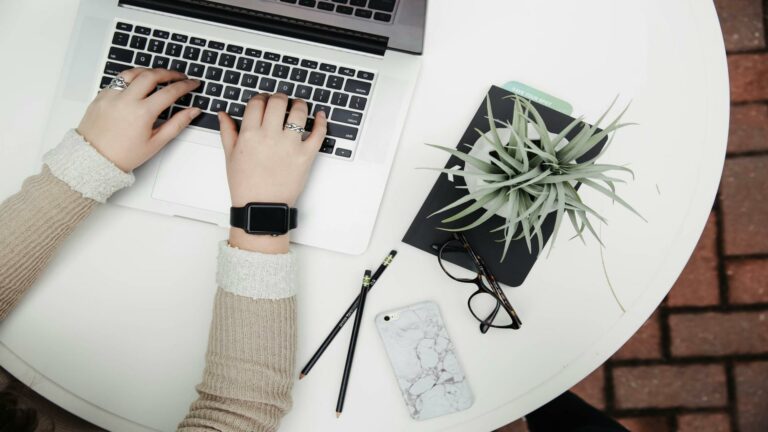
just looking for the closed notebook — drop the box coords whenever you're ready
[402,85,606,287]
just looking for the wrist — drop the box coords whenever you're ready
[229,227,290,254]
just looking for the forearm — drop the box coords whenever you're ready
[0,131,133,320]
[178,242,297,432]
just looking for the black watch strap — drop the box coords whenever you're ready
[230,203,298,235]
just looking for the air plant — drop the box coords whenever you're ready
[425,95,644,261]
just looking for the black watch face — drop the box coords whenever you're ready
[247,204,289,234]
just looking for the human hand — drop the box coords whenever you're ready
[219,93,327,253]
[77,68,202,172]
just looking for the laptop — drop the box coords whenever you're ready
[42,0,425,254]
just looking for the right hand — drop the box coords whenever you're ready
[218,93,327,253]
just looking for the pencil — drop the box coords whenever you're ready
[335,270,371,418]
[299,250,397,379]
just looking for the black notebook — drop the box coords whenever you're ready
[402,85,606,287]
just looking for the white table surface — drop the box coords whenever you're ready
[0,0,729,431]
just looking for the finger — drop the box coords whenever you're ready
[240,93,268,134]
[285,98,309,136]
[218,111,238,158]
[118,68,148,84]
[149,107,202,148]
[304,110,328,151]
[262,93,290,132]
[145,79,201,115]
[124,68,188,99]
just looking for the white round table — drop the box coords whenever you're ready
[0,1,728,431]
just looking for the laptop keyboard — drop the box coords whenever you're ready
[276,0,398,23]
[100,20,378,160]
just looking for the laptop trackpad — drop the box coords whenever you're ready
[151,141,230,213]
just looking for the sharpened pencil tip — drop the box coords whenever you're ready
[299,373,305,380]
[336,412,341,418]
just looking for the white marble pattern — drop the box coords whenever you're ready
[376,301,474,420]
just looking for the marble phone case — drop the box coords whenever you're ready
[375,301,474,420]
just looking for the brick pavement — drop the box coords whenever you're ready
[498,1,768,431]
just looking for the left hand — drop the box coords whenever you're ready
[77,68,202,172]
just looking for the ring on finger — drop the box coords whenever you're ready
[284,122,306,135]
[105,75,130,92]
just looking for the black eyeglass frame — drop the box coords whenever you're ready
[433,232,523,333]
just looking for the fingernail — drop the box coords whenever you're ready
[191,108,202,118]
[318,110,326,118]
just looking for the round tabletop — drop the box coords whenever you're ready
[0,0,729,431]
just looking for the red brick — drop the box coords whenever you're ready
[735,361,768,432]
[618,416,671,432]
[612,311,661,359]
[727,259,768,304]
[668,213,720,306]
[570,366,605,409]
[714,0,766,51]
[613,364,727,409]
[496,419,529,432]
[729,54,768,102]
[670,311,768,356]
[721,156,768,255]
[678,413,732,432]
[727,104,768,155]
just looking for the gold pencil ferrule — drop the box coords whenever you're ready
[363,275,372,286]
[384,255,394,265]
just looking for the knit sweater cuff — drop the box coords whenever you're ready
[43,130,135,203]
[216,241,297,300]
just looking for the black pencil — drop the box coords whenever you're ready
[299,250,397,379]
[336,270,371,418]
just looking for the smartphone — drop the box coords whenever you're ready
[375,301,474,420]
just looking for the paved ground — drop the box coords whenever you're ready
[1,1,766,431]
[499,1,768,431]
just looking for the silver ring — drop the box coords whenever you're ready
[284,122,306,134]
[106,75,129,91]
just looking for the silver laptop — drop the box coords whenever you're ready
[42,0,425,254]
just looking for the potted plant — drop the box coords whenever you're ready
[426,95,643,261]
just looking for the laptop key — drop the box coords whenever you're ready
[320,63,337,73]
[264,52,281,61]
[148,39,165,54]
[308,71,326,86]
[301,59,318,69]
[350,0,366,5]
[202,50,218,65]
[170,60,188,73]
[177,93,193,106]
[331,92,349,107]
[327,122,358,140]
[245,48,262,58]
[336,5,353,14]
[116,22,133,32]
[104,61,132,76]
[320,137,336,154]
[298,0,316,6]
[327,75,344,89]
[255,61,272,75]
[206,82,223,97]
[368,0,395,12]
[227,44,244,54]
[172,33,188,43]
[259,77,277,92]
[335,148,352,158]
[152,56,170,69]
[344,78,372,95]
[355,9,372,18]
[236,57,254,71]
[211,99,228,112]
[295,85,313,99]
[276,81,295,96]
[190,37,206,47]
[339,67,355,77]
[313,104,331,118]
[208,41,225,50]
[135,52,152,67]
[219,54,236,68]
[112,32,130,47]
[228,102,246,117]
[130,35,147,50]
[224,86,242,100]
[349,95,367,110]
[188,63,205,77]
[241,89,258,102]
[331,108,362,126]
[205,67,223,81]
[189,112,221,131]
[134,26,152,35]
[241,74,258,88]
[165,43,183,57]
[100,76,113,89]
[153,30,170,39]
[374,12,392,21]
[318,2,334,11]
[312,88,330,103]
[183,46,201,61]
[223,70,241,84]
[108,47,134,63]
[193,95,211,110]
[357,70,374,80]
[272,64,290,79]
[290,68,308,82]
[191,80,205,93]
[282,56,299,65]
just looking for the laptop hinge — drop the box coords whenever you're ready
[118,0,389,56]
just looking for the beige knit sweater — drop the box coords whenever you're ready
[0,131,296,432]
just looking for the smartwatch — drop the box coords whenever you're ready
[230,203,298,236]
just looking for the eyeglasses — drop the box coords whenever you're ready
[432,233,523,333]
